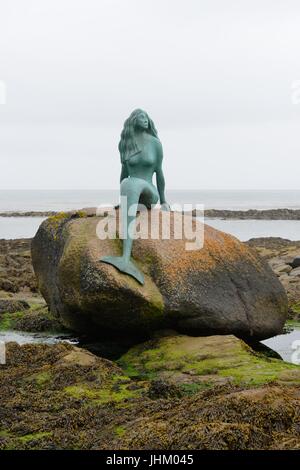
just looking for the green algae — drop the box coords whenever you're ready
[0,432,53,450]
[64,372,143,405]
[219,358,300,385]
[64,381,142,404]
[119,334,300,389]
[18,432,52,444]
[2,340,300,450]
[286,319,300,328]
[291,302,300,313]
[0,306,66,333]
[114,426,126,437]
[0,313,12,330]
[289,302,300,320]
[0,311,24,330]
[28,371,52,388]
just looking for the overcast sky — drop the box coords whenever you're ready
[0,0,300,190]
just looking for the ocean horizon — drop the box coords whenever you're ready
[1,189,300,212]
[1,189,300,240]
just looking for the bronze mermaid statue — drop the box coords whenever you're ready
[100,109,170,284]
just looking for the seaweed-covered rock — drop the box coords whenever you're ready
[119,333,300,389]
[0,299,30,314]
[0,342,144,450]
[0,238,37,293]
[31,210,287,340]
[1,339,300,450]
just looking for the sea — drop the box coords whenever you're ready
[0,189,300,240]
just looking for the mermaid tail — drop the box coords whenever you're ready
[100,256,144,285]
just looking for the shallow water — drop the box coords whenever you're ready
[1,325,300,365]
[0,216,46,239]
[206,218,300,241]
[1,216,300,241]
[0,330,78,346]
[262,324,300,363]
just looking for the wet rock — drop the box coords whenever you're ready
[273,264,293,275]
[290,267,300,278]
[205,209,300,219]
[289,256,300,269]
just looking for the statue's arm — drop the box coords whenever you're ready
[120,163,128,183]
[156,143,169,209]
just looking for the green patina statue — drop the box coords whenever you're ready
[100,109,170,284]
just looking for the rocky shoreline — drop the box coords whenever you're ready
[0,238,38,296]
[203,208,300,219]
[0,211,56,217]
[1,233,300,450]
[2,207,300,219]
[245,237,300,320]
[1,336,300,450]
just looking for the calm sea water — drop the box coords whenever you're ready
[0,189,300,240]
[1,189,300,212]
[1,217,300,241]
[262,325,300,363]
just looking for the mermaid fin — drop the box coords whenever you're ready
[100,256,144,285]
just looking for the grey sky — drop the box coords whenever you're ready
[0,0,300,189]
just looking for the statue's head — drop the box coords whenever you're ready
[119,109,158,163]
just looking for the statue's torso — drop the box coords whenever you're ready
[126,136,159,184]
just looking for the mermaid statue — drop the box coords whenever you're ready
[100,109,170,285]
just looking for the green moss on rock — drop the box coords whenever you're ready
[0,305,66,333]
[64,373,143,405]
[292,303,300,313]
[0,310,27,330]
[114,426,126,437]
[18,432,52,444]
[27,371,52,388]
[2,340,300,450]
[119,333,300,389]
[289,302,300,320]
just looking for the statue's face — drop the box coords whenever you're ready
[135,112,149,130]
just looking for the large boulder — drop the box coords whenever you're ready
[31,209,287,340]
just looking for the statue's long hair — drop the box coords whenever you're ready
[118,109,158,163]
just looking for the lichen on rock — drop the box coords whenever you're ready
[31,209,288,340]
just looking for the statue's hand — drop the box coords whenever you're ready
[161,202,171,212]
